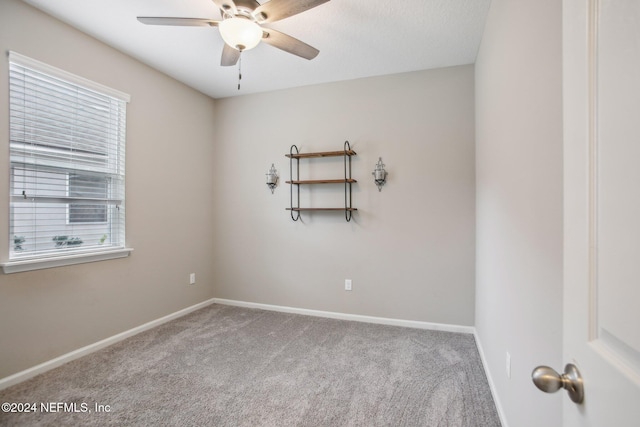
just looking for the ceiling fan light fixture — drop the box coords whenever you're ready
[219,17,262,51]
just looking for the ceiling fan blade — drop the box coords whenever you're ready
[211,0,238,16]
[261,28,319,60]
[221,43,241,66]
[253,0,330,23]
[137,17,219,27]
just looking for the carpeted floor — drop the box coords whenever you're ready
[0,304,501,426]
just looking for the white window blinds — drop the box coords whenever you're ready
[8,52,129,261]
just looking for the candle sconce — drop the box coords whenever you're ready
[266,163,278,194]
[372,157,387,192]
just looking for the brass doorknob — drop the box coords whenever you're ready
[532,363,584,404]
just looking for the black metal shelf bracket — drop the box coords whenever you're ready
[344,140,353,222]
[289,144,300,221]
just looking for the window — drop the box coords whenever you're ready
[68,173,109,224]
[3,52,131,273]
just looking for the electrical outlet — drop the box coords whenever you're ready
[189,273,196,285]
[345,279,352,291]
[506,352,511,379]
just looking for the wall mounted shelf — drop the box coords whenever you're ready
[286,141,357,222]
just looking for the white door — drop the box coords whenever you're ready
[562,0,640,425]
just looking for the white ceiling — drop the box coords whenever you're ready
[21,0,491,99]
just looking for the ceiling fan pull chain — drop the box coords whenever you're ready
[237,50,242,90]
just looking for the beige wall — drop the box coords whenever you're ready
[212,65,476,326]
[475,0,563,426]
[0,0,218,378]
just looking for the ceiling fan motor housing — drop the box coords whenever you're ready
[220,0,264,21]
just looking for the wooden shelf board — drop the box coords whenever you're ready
[286,150,356,159]
[285,179,357,184]
[286,208,358,212]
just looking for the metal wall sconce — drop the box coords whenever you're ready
[266,163,278,194]
[372,157,387,192]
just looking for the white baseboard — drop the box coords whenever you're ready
[474,330,509,427]
[212,298,476,334]
[0,297,217,391]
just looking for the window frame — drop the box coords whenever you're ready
[2,51,132,274]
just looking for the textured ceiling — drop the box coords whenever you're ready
[21,0,491,99]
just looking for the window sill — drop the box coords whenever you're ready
[1,248,133,274]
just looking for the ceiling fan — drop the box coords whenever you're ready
[137,0,330,67]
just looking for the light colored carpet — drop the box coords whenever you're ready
[0,304,501,426]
